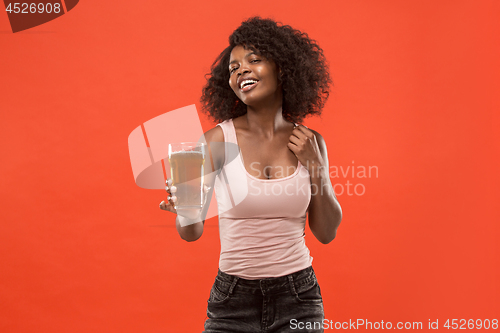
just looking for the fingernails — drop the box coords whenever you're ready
[165,186,169,191]
[170,185,177,192]
[171,196,177,203]
[167,179,172,186]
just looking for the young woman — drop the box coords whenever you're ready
[160,17,342,333]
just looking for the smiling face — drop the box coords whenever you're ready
[228,45,282,108]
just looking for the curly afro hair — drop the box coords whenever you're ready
[201,17,331,124]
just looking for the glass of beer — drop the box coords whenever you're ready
[168,142,207,219]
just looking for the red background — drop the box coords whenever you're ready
[1,1,498,332]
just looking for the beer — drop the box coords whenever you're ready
[168,143,206,219]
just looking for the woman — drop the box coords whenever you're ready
[160,17,342,333]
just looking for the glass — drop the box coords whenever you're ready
[168,142,207,219]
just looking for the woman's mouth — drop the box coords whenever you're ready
[239,79,259,92]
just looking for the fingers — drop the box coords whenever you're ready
[291,127,308,141]
[159,199,177,213]
[165,178,174,190]
[165,178,177,201]
[159,200,170,211]
[161,178,178,212]
[289,125,317,150]
[293,124,314,138]
[288,134,303,146]
[166,185,177,193]
[166,184,177,206]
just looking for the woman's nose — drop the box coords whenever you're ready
[238,66,251,75]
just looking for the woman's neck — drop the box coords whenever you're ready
[242,104,291,138]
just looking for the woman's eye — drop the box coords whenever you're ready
[229,67,237,74]
[250,59,260,63]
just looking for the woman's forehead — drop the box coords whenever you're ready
[229,45,260,60]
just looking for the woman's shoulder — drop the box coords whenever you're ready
[202,125,225,172]
[306,127,329,164]
[295,124,324,142]
[308,128,324,142]
[204,124,224,142]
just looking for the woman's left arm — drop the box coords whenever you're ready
[288,126,342,244]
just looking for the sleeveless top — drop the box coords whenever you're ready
[213,119,313,279]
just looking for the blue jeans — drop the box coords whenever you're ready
[203,266,324,333]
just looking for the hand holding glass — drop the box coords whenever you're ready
[168,142,207,220]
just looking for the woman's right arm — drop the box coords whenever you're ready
[172,126,225,241]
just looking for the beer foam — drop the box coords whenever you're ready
[169,150,203,155]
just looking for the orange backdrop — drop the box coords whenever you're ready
[1,1,498,332]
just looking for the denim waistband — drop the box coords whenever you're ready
[215,266,316,296]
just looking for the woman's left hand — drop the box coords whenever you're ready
[287,125,325,174]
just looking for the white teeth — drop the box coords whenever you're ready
[240,79,257,89]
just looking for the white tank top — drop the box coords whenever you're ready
[213,119,313,279]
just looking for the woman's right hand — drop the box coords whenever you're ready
[159,178,177,214]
